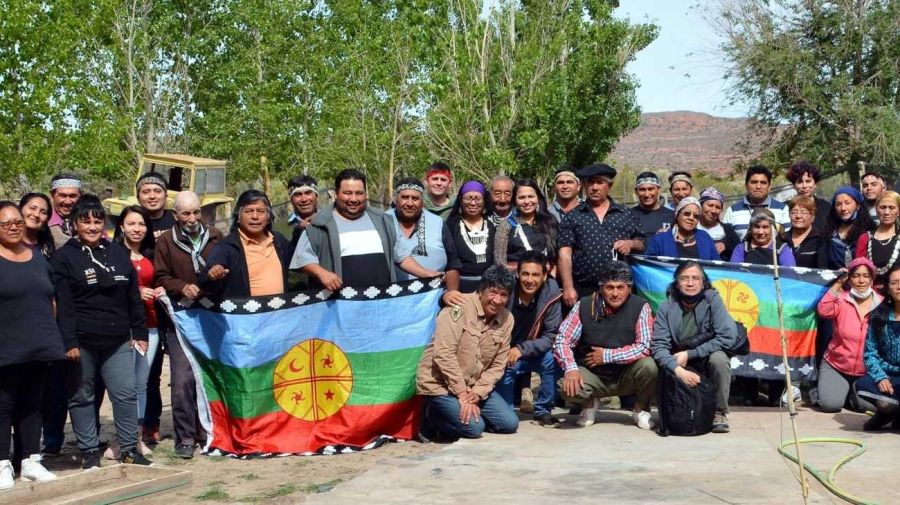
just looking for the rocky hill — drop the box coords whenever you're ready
[609,111,762,175]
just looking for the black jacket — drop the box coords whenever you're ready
[199,230,293,299]
[51,239,148,350]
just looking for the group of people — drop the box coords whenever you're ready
[3,159,900,487]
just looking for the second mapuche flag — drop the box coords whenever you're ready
[165,279,442,456]
[631,256,838,382]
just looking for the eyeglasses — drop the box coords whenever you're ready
[463,196,484,203]
[677,275,703,283]
[0,220,25,230]
[789,210,811,217]
[679,211,700,218]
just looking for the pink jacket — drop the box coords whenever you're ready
[817,289,883,376]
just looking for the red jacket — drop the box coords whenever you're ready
[817,289,883,376]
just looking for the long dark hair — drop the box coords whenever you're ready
[18,192,56,258]
[825,194,874,246]
[113,205,156,259]
[869,265,900,338]
[512,179,558,256]
[666,260,713,297]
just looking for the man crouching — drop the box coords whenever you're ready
[553,261,659,430]
[416,265,519,441]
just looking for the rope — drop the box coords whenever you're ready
[778,437,877,505]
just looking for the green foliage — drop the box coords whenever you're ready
[718,0,899,182]
[0,1,657,197]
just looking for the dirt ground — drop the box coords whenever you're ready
[41,355,440,504]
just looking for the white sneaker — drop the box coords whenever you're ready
[633,410,655,430]
[0,460,14,490]
[781,385,802,407]
[137,441,153,456]
[102,445,120,461]
[577,397,600,427]
[20,454,56,482]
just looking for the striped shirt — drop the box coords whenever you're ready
[552,299,654,372]
[721,196,791,240]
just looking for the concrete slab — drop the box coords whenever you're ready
[307,407,900,504]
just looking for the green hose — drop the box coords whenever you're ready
[778,437,877,505]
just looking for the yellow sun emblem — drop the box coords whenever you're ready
[712,279,760,331]
[272,339,353,421]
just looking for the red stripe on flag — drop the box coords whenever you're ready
[748,327,815,357]
[206,398,421,455]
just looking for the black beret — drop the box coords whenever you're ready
[577,163,617,180]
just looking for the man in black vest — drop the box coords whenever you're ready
[552,261,658,429]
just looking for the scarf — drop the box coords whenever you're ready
[411,212,427,257]
[676,288,705,306]
[172,224,210,274]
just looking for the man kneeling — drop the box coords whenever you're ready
[496,251,563,427]
[553,261,658,429]
[416,265,519,441]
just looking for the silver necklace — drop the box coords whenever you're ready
[866,231,900,275]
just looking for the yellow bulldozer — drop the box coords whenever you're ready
[103,153,234,231]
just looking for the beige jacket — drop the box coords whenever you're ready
[416,292,513,399]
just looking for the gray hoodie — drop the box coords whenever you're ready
[651,289,738,372]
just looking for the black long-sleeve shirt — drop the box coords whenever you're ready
[51,239,147,350]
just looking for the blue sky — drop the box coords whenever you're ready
[615,0,752,117]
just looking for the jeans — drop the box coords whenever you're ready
[69,341,138,454]
[134,329,160,424]
[166,330,203,446]
[142,336,164,429]
[496,350,559,416]
[0,362,46,460]
[423,392,518,440]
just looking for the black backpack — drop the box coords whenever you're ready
[657,365,717,437]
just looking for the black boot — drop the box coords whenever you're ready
[864,411,893,431]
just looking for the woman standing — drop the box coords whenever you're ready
[816,258,881,413]
[855,191,900,291]
[856,266,900,430]
[784,195,828,269]
[494,179,557,271]
[785,161,830,230]
[446,181,496,292]
[18,193,55,259]
[696,188,740,261]
[824,187,873,269]
[0,202,64,488]
[730,208,796,266]
[51,195,152,469]
[113,206,163,456]
[646,197,720,260]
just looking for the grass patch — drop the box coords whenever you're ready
[206,455,228,463]
[152,445,190,466]
[194,483,229,501]
[238,473,261,481]
[241,479,342,502]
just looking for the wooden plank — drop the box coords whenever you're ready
[3,464,192,504]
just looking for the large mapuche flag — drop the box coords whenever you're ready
[164,278,442,456]
[631,256,838,381]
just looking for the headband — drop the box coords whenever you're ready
[634,175,661,188]
[670,174,693,187]
[460,180,486,196]
[426,167,452,181]
[699,187,725,205]
[599,261,633,285]
[136,174,167,191]
[290,184,319,197]
[675,196,701,216]
[51,178,82,191]
[555,170,578,182]
[395,181,425,195]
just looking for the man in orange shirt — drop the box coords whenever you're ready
[201,190,293,298]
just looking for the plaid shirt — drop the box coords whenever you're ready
[552,297,654,372]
